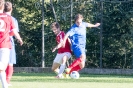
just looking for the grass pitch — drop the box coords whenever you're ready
[1,72,133,88]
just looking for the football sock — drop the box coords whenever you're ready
[69,65,81,73]
[58,64,65,76]
[6,65,13,84]
[0,71,8,88]
[69,58,82,69]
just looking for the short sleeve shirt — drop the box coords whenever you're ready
[67,22,88,49]
[0,13,15,48]
[56,31,71,54]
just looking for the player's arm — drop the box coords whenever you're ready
[52,42,63,52]
[87,23,100,28]
[67,37,71,45]
[62,33,69,48]
[10,29,23,46]
[52,32,65,52]
[52,36,71,52]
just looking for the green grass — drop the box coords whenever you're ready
[1,73,133,88]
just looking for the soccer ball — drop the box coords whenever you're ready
[70,71,80,79]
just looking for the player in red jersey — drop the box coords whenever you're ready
[51,22,72,78]
[0,0,22,88]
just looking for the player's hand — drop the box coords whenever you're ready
[95,23,100,27]
[18,38,23,46]
[52,47,57,52]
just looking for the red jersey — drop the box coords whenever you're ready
[56,31,71,54]
[0,13,15,48]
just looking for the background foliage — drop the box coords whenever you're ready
[7,0,133,69]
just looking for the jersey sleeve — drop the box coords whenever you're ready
[84,22,89,27]
[12,17,19,32]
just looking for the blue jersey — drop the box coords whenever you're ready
[67,22,88,58]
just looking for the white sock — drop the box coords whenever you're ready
[0,71,8,88]
[58,64,66,76]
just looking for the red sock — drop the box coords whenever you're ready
[69,65,81,73]
[69,58,82,69]
[5,66,9,78]
[6,65,14,84]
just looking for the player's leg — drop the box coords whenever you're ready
[58,52,71,77]
[52,62,60,74]
[52,54,61,74]
[0,48,10,88]
[6,64,13,86]
[69,48,85,69]
[78,55,86,69]
[65,47,86,74]
[6,45,16,85]
[69,57,86,73]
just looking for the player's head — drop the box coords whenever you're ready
[74,14,83,26]
[51,22,61,35]
[4,1,12,12]
[0,0,5,10]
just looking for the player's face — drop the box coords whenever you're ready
[75,19,82,26]
[52,27,60,35]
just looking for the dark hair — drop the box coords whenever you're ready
[51,22,60,29]
[0,0,4,9]
[74,14,83,22]
[4,1,12,12]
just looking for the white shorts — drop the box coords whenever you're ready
[9,45,16,64]
[0,48,10,64]
[54,52,71,64]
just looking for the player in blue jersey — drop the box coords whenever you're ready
[4,1,23,86]
[62,14,100,74]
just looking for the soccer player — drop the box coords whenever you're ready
[51,22,72,78]
[0,0,22,88]
[62,14,100,74]
[4,1,23,86]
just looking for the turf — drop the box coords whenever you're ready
[1,72,133,88]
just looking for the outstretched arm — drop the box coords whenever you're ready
[88,23,100,28]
